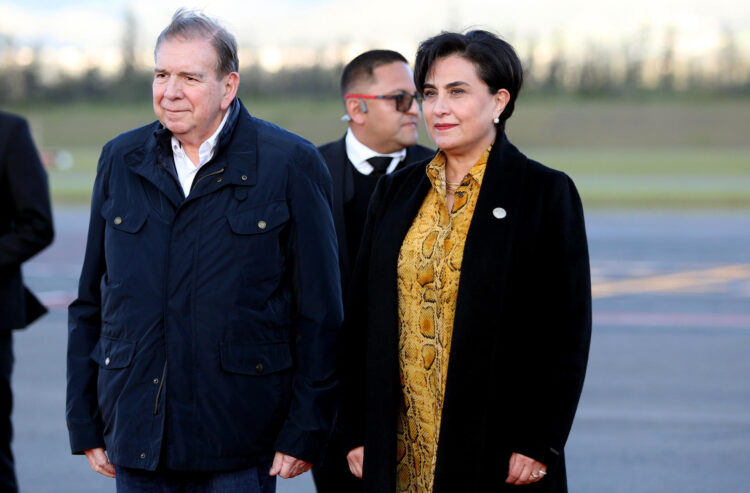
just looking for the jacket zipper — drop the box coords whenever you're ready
[154,361,167,415]
[191,167,225,191]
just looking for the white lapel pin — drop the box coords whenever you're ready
[492,207,507,219]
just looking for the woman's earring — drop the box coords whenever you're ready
[493,116,500,124]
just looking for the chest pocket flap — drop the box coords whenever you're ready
[90,336,136,369]
[100,199,148,234]
[220,342,293,376]
[227,200,289,235]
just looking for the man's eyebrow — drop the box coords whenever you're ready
[152,68,204,79]
[178,71,204,79]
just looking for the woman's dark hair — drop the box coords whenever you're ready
[414,30,523,132]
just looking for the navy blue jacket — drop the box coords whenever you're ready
[67,100,343,471]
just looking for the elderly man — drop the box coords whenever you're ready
[314,51,433,493]
[0,111,54,493]
[66,9,342,492]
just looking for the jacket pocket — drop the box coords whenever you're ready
[219,342,292,376]
[226,200,289,235]
[225,201,290,286]
[100,199,149,284]
[90,336,136,369]
[100,199,148,234]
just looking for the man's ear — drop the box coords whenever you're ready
[221,72,240,110]
[346,98,368,125]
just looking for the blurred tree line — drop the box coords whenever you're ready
[1,15,748,105]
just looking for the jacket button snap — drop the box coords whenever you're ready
[241,175,248,181]
[255,363,264,373]
[105,357,111,366]
[257,220,267,230]
[113,217,122,225]
[140,452,146,459]
[153,378,159,384]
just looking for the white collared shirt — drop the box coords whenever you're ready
[171,109,231,197]
[345,129,407,176]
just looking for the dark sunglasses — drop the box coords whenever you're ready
[344,92,420,113]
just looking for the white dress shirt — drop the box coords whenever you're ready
[171,109,231,197]
[345,129,407,176]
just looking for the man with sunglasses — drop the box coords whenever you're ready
[314,50,433,493]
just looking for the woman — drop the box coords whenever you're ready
[339,31,591,493]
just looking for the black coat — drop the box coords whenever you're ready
[340,134,591,493]
[0,112,54,331]
[318,137,433,289]
[67,100,343,471]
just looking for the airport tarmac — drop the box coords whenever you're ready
[11,207,750,492]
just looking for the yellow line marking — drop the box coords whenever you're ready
[592,264,750,299]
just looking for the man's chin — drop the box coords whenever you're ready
[163,122,188,136]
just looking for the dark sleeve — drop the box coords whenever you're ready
[66,144,110,454]
[336,174,388,454]
[0,116,54,271]
[272,145,344,464]
[510,173,592,468]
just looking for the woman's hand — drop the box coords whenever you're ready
[84,447,116,478]
[505,452,547,485]
[346,446,364,478]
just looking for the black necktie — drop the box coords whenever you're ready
[367,156,392,177]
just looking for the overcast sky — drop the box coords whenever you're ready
[1,0,748,73]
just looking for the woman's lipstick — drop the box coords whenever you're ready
[434,123,457,131]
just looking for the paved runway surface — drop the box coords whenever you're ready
[11,207,750,492]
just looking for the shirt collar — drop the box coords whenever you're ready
[426,146,492,195]
[171,107,232,167]
[345,128,407,175]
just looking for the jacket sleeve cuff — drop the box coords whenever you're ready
[68,423,105,455]
[273,421,327,465]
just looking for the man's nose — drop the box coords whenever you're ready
[163,77,183,99]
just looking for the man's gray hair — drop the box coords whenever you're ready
[155,8,239,77]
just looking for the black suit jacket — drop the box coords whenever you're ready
[0,112,54,330]
[318,136,433,289]
[340,134,591,493]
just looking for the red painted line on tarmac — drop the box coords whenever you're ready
[595,311,750,329]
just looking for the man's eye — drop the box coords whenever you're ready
[423,91,436,98]
[450,88,465,95]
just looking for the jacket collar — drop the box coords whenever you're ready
[124,98,258,208]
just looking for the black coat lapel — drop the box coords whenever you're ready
[454,134,527,330]
[433,134,528,489]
